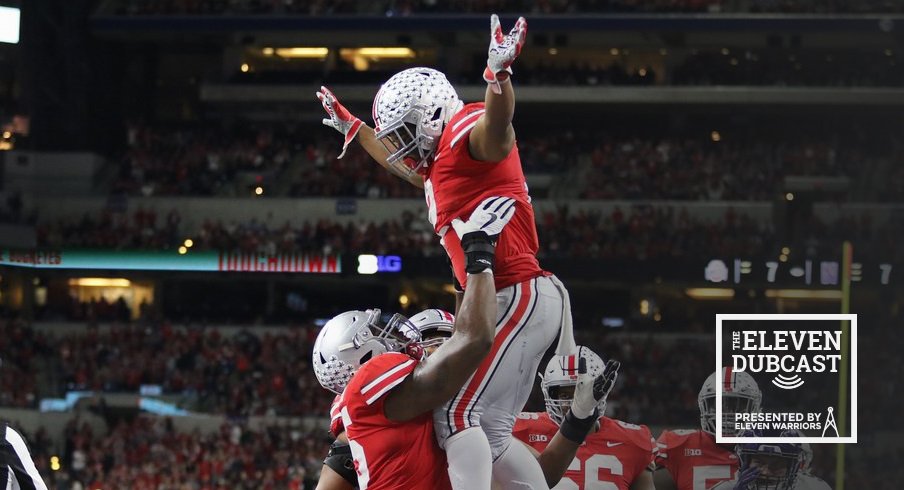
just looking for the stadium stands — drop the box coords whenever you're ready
[103,0,904,15]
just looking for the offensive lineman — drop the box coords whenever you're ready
[316,309,457,490]
[514,347,655,490]
[317,14,577,490]
[655,368,763,490]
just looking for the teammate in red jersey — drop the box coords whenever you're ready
[315,309,458,490]
[654,368,763,490]
[317,15,577,489]
[513,347,652,490]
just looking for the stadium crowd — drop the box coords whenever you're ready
[234,50,902,88]
[18,416,326,490]
[3,305,899,488]
[110,122,903,201]
[35,204,903,262]
[105,0,904,15]
[0,318,329,418]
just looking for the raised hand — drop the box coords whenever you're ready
[483,14,528,95]
[316,86,363,158]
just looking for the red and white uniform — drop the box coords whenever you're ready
[425,102,548,291]
[329,394,344,437]
[513,412,655,490]
[655,429,739,490]
[427,102,566,462]
[337,352,452,490]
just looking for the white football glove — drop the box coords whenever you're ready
[450,196,516,274]
[450,196,516,241]
[316,86,363,159]
[483,14,528,95]
[570,356,620,420]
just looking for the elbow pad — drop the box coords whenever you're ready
[324,441,357,486]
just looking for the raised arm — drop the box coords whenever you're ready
[383,197,517,422]
[317,86,424,189]
[469,15,527,162]
[535,357,621,487]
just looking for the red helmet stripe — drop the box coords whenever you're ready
[724,366,734,392]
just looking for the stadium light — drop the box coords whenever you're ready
[275,47,329,58]
[352,47,415,58]
[399,294,410,307]
[685,288,736,300]
[178,246,188,255]
[0,7,20,44]
[764,289,843,300]
[184,239,194,248]
[68,278,131,287]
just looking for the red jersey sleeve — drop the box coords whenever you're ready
[656,429,684,471]
[345,352,417,422]
[329,394,344,437]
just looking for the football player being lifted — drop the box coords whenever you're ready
[655,368,763,490]
[317,14,580,490]
[513,346,653,490]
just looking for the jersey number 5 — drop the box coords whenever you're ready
[692,465,731,490]
[554,454,623,490]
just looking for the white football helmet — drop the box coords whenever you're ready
[540,346,606,425]
[372,67,463,177]
[312,309,422,394]
[698,368,763,437]
[409,308,454,352]
[799,441,813,474]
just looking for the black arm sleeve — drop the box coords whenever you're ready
[323,440,357,487]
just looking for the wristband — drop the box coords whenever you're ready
[559,408,599,444]
[460,231,497,273]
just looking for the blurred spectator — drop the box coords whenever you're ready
[51,417,326,489]
[105,0,904,15]
[108,121,904,201]
[37,205,904,262]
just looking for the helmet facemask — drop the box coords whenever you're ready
[698,369,763,438]
[357,309,422,355]
[541,379,576,426]
[737,448,802,490]
[408,308,455,356]
[700,393,760,437]
[374,105,440,178]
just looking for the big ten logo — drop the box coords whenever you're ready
[684,448,703,457]
[529,434,549,443]
[357,255,402,274]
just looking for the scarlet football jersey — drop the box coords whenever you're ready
[512,412,655,490]
[329,394,344,437]
[655,429,739,490]
[424,102,548,291]
[338,352,452,490]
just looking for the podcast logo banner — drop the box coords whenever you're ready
[715,314,857,444]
